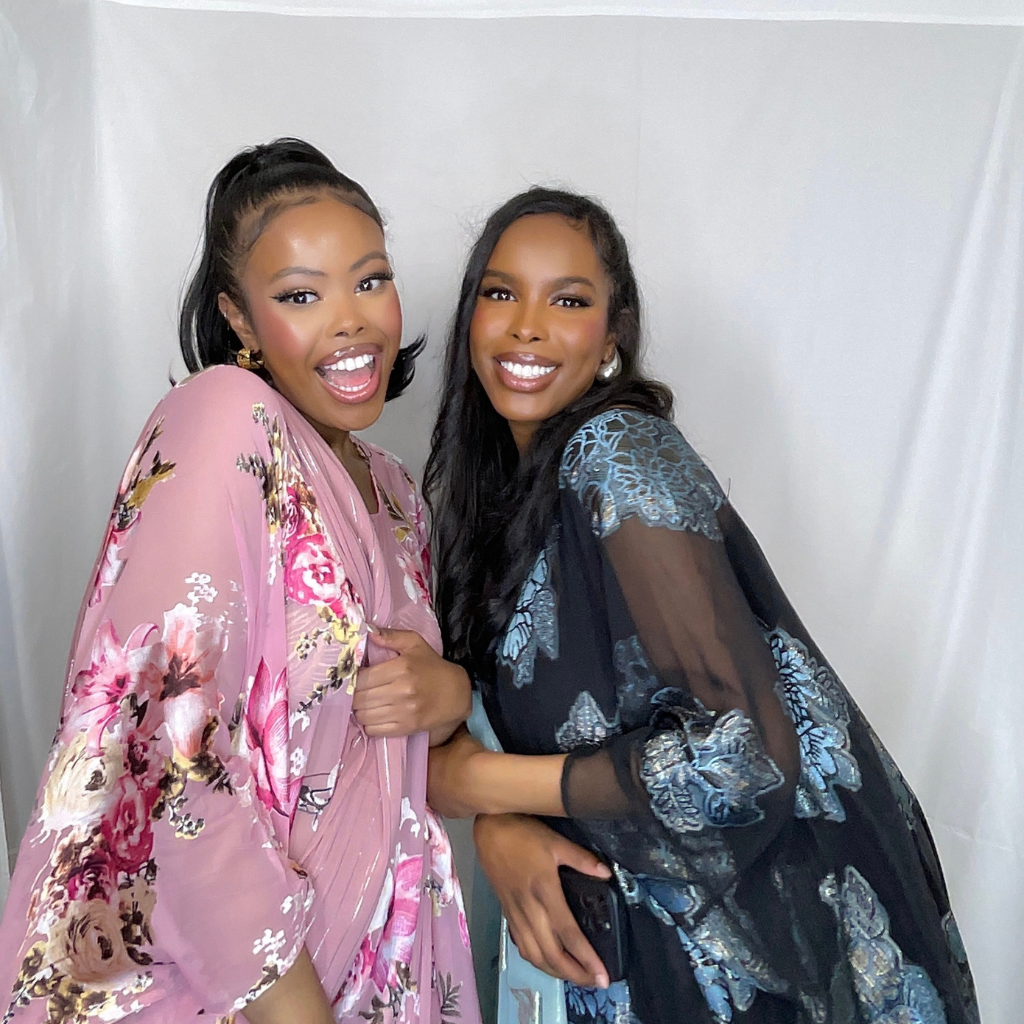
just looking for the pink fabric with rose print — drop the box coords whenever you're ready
[0,366,478,1024]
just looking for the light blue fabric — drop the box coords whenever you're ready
[467,693,567,1024]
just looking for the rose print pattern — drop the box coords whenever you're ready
[240,404,367,708]
[0,369,477,1024]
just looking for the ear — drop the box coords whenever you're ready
[602,333,617,365]
[217,292,258,350]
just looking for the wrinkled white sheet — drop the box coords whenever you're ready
[1,3,1021,1020]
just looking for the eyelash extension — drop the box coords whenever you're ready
[272,288,318,304]
[361,270,395,286]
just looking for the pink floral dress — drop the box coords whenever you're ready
[0,365,479,1024]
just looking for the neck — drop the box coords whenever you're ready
[509,420,539,454]
[307,415,354,464]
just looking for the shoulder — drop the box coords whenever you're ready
[559,407,725,540]
[153,365,288,451]
[131,366,297,496]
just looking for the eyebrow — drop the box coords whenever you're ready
[481,269,597,290]
[269,265,327,282]
[268,250,389,282]
[350,250,389,272]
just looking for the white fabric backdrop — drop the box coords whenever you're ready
[1,2,1021,1020]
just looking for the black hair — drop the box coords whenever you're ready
[423,187,673,674]
[179,137,422,400]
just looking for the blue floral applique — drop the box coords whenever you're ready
[556,691,621,751]
[820,865,947,1024]
[639,708,786,834]
[615,867,786,1023]
[612,634,689,727]
[768,628,862,822]
[560,409,725,540]
[497,541,558,689]
[565,980,641,1024]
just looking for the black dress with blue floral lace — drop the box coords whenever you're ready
[481,408,979,1024]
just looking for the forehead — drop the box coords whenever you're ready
[245,196,384,270]
[488,213,602,277]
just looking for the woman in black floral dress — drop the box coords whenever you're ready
[424,187,979,1024]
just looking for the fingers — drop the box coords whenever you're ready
[352,673,413,710]
[366,625,423,653]
[555,839,613,880]
[505,902,605,988]
[353,660,402,693]
[550,904,609,989]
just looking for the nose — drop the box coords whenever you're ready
[330,294,365,339]
[510,297,546,344]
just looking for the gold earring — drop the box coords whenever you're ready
[236,348,264,371]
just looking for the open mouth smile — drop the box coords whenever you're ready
[315,343,383,403]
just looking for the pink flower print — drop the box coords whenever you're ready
[280,485,305,548]
[284,532,344,608]
[100,771,159,875]
[244,659,298,817]
[335,934,377,1015]
[65,621,153,750]
[163,689,215,761]
[371,853,424,991]
[90,525,134,607]
[64,842,117,903]
[131,604,224,760]
[424,808,457,907]
[397,548,431,607]
[88,422,174,606]
[458,908,470,950]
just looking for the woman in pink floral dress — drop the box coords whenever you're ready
[0,139,480,1024]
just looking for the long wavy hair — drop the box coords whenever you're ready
[424,187,673,675]
[179,137,422,399]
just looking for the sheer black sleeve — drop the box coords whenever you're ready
[557,410,800,869]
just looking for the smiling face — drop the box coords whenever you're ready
[469,213,616,451]
[219,194,402,442]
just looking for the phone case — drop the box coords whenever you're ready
[558,866,628,984]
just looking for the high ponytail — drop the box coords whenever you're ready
[178,138,422,400]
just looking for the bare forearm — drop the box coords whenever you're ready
[473,750,567,816]
[242,947,333,1024]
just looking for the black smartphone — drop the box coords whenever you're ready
[558,866,628,984]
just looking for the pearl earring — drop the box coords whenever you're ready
[597,348,621,382]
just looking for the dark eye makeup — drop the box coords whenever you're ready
[356,270,395,293]
[273,289,319,305]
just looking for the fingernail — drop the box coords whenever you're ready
[596,973,609,990]
[366,622,378,634]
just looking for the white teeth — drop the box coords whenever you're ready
[499,360,555,380]
[324,352,374,372]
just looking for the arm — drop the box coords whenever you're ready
[8,370,314,1020]
[243,949,333,1024]
[428,726,566,817]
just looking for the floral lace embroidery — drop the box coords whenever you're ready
[559,408,725,540]
[556,691,621,751]
[639,708,785,833]
[768,628,862,822]
[820,866,947,1024]
[497,541,558,689]
[565,980,642,1024]
[616,868,786,1023]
